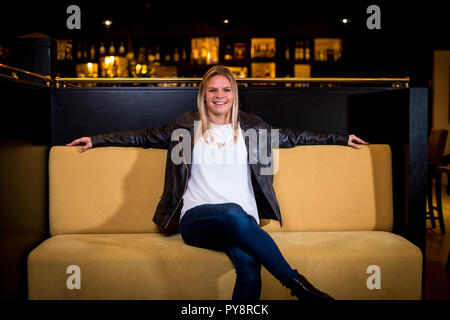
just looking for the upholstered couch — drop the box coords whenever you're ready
[28,144,422,299]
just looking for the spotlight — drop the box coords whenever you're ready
[103,19,112,28]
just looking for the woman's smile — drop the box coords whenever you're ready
[206,75,234,123]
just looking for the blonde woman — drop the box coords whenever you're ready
[67,65,368,301]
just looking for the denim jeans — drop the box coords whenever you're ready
[179,202,299,300]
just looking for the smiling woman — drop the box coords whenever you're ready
[197,66,241,144]
[66,65,369,301]
[205,75,234,123]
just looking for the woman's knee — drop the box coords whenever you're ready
[222,203,253,226]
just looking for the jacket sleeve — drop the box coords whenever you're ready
[90,120,178,149]
[253,114,349,148]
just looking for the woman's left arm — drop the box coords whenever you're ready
[276,128,369,149]
[253,114,368,149]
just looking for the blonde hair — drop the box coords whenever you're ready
[196,65,239,144]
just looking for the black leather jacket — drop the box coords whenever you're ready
[91,111,349,232]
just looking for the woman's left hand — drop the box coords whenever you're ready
[347,134,369,149]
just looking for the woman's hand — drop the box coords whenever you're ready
[347,134,369,149]
[66,137,92,153]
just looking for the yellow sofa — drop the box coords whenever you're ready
[27,144,422,299]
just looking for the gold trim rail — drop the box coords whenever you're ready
[0,62,409,87]
[55,77,410,86]
[0,63,52,85]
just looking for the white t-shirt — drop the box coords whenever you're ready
[180,122,259,224]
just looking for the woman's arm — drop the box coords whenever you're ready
[66,120,179,153]
[253,114,368,149]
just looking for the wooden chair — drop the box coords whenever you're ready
[426,129,448,234]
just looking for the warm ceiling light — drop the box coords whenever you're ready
[341,18,350,24]
[103,19,112,28]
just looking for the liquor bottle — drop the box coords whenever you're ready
[269,45,275,58]
[76,43,82,60]
[65,43,73,60]
[155,46,161,62]
[305,40,310,60]
[285,45,290,61]
[109,42,116,55]
[99,42,106,55]
[137,46,146,64]
[147,48,155,63]
[173,48,180,62]
[182,48,187,61]
[224,44,233,61]
[90,44,96,60]
[119,42,126,56]
[83,42,88,60]
[294,41,300,60]
[299,41,305,60]
[164,49,171,62]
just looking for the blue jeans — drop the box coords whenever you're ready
[179,202,299,300]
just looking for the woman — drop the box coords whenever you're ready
[67,65,368,301]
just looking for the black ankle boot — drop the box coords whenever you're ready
[287,274,334,301]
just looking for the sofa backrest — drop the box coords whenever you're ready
[49,144,392,235]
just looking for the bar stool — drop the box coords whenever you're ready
[428,165,448,234]
[426,129,448,234]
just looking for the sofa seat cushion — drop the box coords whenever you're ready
[28,231,422,300]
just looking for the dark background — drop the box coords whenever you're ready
[0,0,448,85]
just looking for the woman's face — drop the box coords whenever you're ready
[205,75,234,123]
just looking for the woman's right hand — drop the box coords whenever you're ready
[66,137,92,153]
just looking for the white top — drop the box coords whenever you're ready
[180,122,259,224]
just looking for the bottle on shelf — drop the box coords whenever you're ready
[99,42,106,56]
[174,48,180,62]
[326,49,334,62]
[90,44,96,60]
[299,41,305,60]
[285,45,290,61]
[147,47,155,63]
[305,40,310,61]
[76,43,82,60]
[165,50,171,62]
[137,46,146,64]
[155,46,161,62]
[83,42,88,60]
[224,44,233,61]
[294,41,300,60]
[182,47,187,61]
[65,43,73,60]
[109,42,116,55]
[119,41,126,56]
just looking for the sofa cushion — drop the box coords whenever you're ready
[51,144,392,235]
[28,231,421,300]
[264,144,393,232]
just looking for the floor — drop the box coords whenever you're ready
[425,183,450,300]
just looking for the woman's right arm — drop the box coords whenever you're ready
[66,120,178,153]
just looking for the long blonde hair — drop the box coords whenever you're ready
[196,65,239,144]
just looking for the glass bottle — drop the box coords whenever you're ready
[99,42,106,55]
[109,42,116,55]
[119,42,126,56]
